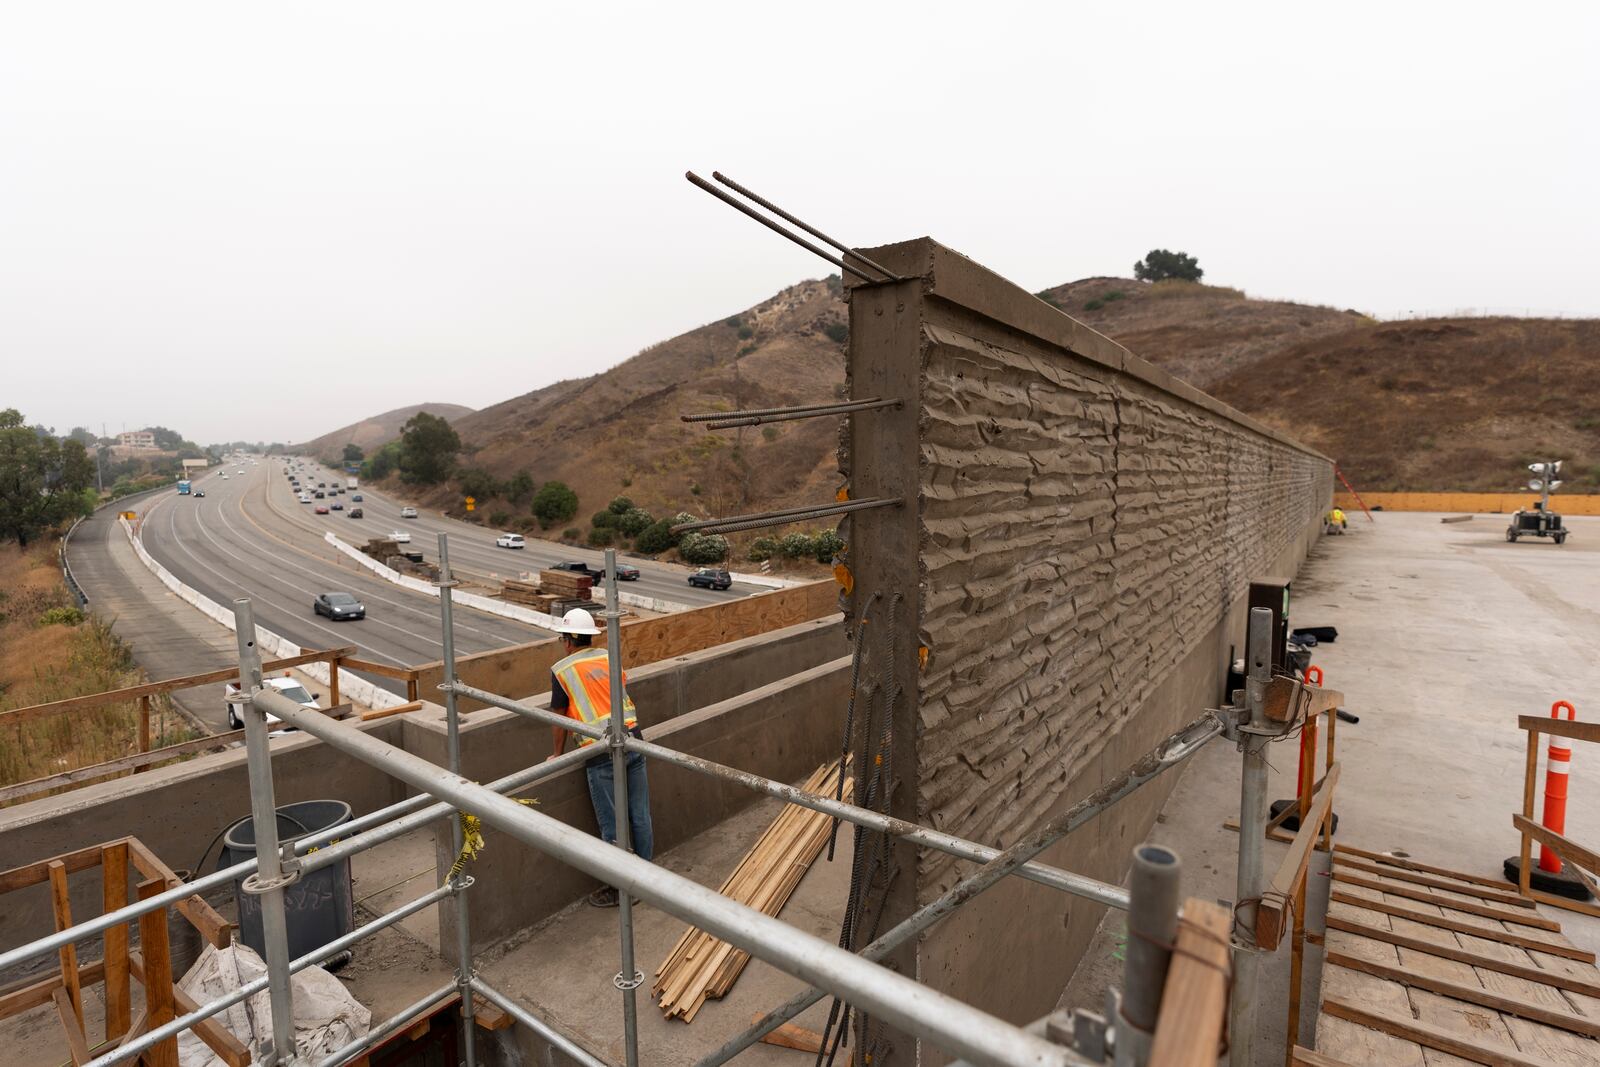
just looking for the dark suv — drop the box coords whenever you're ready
[687,568,732,591]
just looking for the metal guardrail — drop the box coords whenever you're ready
[60,516,88,607]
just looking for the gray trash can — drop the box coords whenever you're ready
[220,800,355,964]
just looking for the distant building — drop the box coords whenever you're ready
[118,430,156,449]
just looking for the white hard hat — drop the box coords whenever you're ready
[555,608,602,636]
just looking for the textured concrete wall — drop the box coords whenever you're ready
[841,238,1332,1062]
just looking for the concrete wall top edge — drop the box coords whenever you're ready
[847,237,1332,465]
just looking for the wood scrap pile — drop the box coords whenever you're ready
[653,761,851,1021]
[500,578,558,611]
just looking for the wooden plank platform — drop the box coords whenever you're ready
[1314,844,1600,1066]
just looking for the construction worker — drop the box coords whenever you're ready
[1326,507,1347,534]
[546,608,654,907]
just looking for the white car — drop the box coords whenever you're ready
[224,676,319,731]
[389,530,412,544]
[298,492,312,503]
[496,533,525,549]
[220,473,229,480]
[399,506,418,519]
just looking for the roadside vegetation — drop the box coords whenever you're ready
[0,538,197,799]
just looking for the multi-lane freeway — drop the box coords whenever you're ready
[126,457,760,697]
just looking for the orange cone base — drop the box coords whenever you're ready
[1503,855,1593,900]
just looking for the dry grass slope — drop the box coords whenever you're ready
[0,537,195,799]
[293,401,475,463]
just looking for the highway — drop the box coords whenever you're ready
[272,457,766,607]
[136,461,549,694]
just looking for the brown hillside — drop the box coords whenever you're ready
[294,402,474,463]
[1036,278,1368,388]
[1209,318,1600,492]
[441,278,850,522]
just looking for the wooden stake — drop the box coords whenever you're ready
[102,842,132,1043]
[136,877,179,1067]
[47,860,83,1029]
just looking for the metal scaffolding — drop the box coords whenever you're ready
[0,535,1290,1067]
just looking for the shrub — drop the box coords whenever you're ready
[591,510,616,529]
[678,531,729,564]
[724,315,741,328]
[39,606,83,626]
[619,474,632,487]
[738,345,756,357]
[616,507,653,537]
[507,469,536,504]
[588,527,615,547]
[635,519,679,555]
[459,467,501,501]
[563,527,581,540]
[1103,290,1125,302]
[489,510,511,526]
[689,483,701,496]
[531,480,579,528]
[824,274,841,292]
[608,496,634,515]
[761,426,779,442]
[823,322,848,344]
[813,529,844,563]
[777,532,815,559]
[1084,299,1105,311]
[737,326,754,340]
[747,536,778,562]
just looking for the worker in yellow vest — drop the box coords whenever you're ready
[547,608,654,906]
[1326,507,1347,534]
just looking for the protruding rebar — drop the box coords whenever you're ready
[684,397,902,430]
[670,497,900,536]
[710,171,904,282]
[686,171,875,282]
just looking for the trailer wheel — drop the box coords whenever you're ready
[1555,532,1567,545]
[1507,529,1518,542]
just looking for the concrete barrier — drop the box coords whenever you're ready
[121,519,404,710]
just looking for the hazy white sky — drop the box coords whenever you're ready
[3,2,1596,444]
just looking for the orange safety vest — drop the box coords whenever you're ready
[552,648,636,747]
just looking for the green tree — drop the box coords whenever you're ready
[342,443,365,465]
[0,409,96,546]
[678,531,729,564]
[530,480,578,528]
[1133,249,1203,283]
[67,426,98,447]
[813,529,844,563]
[608,496,634,515]
[398,412,461,484]
[507,469,535,504]
[590,509,616,529]
[615,507,653,537]
[459,467,501,501]
[635,518,679,555]
[363,440,401,480]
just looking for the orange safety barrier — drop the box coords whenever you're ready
[1540,700,1578,874]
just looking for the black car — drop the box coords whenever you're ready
[615,563,640,581]
[348,507,363,518]
[193,489,206,498]
[330,501,344,510]
[314,490,325,498]
[313,592,365,620]
[687,568,733,591]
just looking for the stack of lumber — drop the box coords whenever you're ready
[363,537,400,559]
[501,578,558,611]
[654,761,852,1021]
[539,569,593,602]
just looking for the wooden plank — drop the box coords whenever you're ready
[0,647,358,727]
[1332,855,1534,908]
[136,878,179,1067]
[1258,763,1340,951]
[1291,1050,1359,1067]
[1518,716,1600,745]
[0,731,248,804]
[1328,949,1600,1038]
[102,842,132,1042]
[1147,899,1230,1067]
[0,959,105,1018]
[751,1014,824,1053]
[130,954,252,1067]
[1322,996,1569,1067]
[1333,844,1512,891]
[52,987,92,1067]
[1326,914,1600,999]
[1327,892,1593,962]
[47,861,83,1027]
[338,656,421,681]
[1512,814,1600,877]
[126,838,233,948]
[0,840,114,894]
[360,701,425,722]
[471,995,512,1031]
[1332,870,1560,931]
[1522,884,1600,920]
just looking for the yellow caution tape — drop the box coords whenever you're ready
[446,798,538,883]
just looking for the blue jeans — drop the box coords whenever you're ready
[586,749,654,861]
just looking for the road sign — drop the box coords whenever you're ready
[465,495,476,512]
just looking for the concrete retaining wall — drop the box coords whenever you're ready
[0,615,846,982]
[841,238,1334,1062]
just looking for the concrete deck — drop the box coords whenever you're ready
[1061,511,1600,1063]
